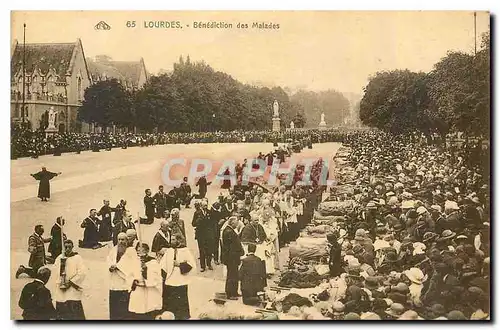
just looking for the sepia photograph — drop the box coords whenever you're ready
[9,10,490,321]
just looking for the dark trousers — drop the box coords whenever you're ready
[181,195,194,206]
[55,301,85,320]
[225,260,240,298]
[213,233,221,262]
[129,311,158,320]
[164,285,190,320]
[197,239,212,269]
[156,206,166,218]
[109,290,130,320]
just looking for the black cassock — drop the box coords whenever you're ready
[97,205,114,242]
[31,170,58,199]
[80,217,100,248]
[48,223,66,259]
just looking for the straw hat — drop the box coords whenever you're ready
[403,268,428,285]
[416,206,427,215]
[470,309,489,320]
[437,230,456,242]
[422,232,439,243]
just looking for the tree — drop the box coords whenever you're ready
[425,32,490,138]
[78,79,133,130]
[135,58,305,132]
[291,89,350,127]
[359,70,431,135]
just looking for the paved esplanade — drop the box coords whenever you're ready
[11,142,341,319]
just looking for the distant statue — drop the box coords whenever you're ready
[48,107,57,129]
[290,121,295,129]
[273,100,279,118]
[319,112,327,128]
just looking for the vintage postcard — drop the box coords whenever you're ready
[10,11,490,320]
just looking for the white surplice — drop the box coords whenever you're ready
[53,253,87,302]
[128,257,162,314]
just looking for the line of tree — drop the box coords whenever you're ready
[359,32,490,138]
[78,56,310,133]
[290,90,351,128]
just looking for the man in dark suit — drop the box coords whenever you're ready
[153,186,167,218]
[18,267,56,320]
[16,225,51,278]
[113,212,136,245]
[221,216,245,300]
[143,189,156,224]
[112,200,127,226]
[192,201,216,271]
[239,243,267,306]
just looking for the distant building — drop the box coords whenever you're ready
[87,55,148,91]
[11,40,148,133]
[10,39,92,132]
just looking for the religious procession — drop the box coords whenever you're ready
[14,126,490,320]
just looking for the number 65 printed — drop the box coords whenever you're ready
[126,21,136,28]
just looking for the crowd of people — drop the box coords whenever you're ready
[255,131,490,320]
[14,129,490,320]
[11,125,361,159]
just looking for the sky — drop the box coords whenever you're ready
[11,11,490,95]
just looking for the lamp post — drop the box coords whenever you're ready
[212,113,216,132]
[21,23,26,124]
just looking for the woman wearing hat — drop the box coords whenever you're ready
[404,268,427,308]
[422,231,439,248]
[378,250,401,275]
[436,230,457,251]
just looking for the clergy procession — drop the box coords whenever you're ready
[13,127,490,321]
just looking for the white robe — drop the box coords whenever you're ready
[106,246,137,291]
[262,221,279,273]
[160,247,197,287]
[128,258,162,314]
[280,198,297,223]
[53,254,87,302]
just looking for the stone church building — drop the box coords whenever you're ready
[10,39,147,132]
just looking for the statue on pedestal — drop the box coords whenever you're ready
[48,107,57,129]
[290,121,295,129]
[273,100,279,118]
[319,112,327,129]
